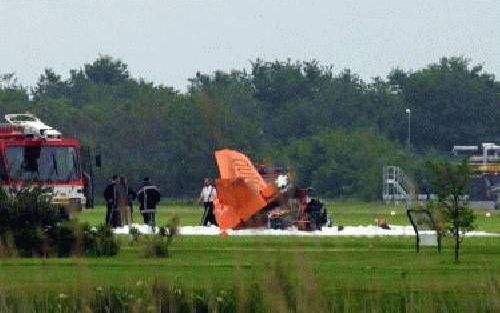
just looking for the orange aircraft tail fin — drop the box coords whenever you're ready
[213,150,279,230]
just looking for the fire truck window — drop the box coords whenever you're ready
[0,155,7,181]
[5,146,41,179]
[6,146,78,181]
[24,146,41,172]
[39,147,78,181]
[6,147,27,179]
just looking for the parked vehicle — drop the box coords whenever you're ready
[0,113,93,216]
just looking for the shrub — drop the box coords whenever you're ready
[82,224,120,257]
[142,216,179,258]
[129,225,140,242]
[48,220,79,257]
[0,187,120,258]
[143,236,170,258]
[0,187,67,257]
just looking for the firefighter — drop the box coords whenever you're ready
[136,177,161,227]
[103,174,119,227]
[199,178,218,226]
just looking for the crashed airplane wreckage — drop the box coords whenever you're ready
[213,149,329,232]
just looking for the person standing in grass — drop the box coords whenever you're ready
[117,177,132,226]
[119,176,136,225]
[137,177,161,227]
[199,178,218,226]
[103,174,119,227]
[124,177,137,221]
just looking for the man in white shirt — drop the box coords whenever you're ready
[198,178,218,226]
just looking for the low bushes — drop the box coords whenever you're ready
[82,223,120,257]
[0,187,66,257]
[0,187,119,258]
[142,217,179,258]
[143,236,170,258]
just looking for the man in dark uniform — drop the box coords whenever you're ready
[103,174,119,226]
[136,177,161,227]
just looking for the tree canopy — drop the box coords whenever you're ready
[1,56,498,199]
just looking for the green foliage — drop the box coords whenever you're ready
[142,217,178,258]
[427,158,476,262]
[389,57,500,151]
[129,225,141,242]
[84,55,130,85]
[0,255,499,312]
[2,55,500,200]
[49,220,78,257]
[0,187,67,257]
[0,187,119,257]
[280,130,410,199]
[143,236,170,258]
[82,224,120,257]
[428,159,475,231]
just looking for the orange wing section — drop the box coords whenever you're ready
[214,149,278,230]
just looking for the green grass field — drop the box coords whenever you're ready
[1,236,499,290]
[1,202,499,311]
[78,201,500,233]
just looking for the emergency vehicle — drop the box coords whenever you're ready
[0,114,87,213]
[453,142,500,209]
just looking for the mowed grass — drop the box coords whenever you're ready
[1,202,499,306]
[331,201,500,233]
[1,236,499,293]
[79,201,500,233]
[79,203,204,227]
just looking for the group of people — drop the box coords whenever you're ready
[104,175,161,227]
[103,176,218,228]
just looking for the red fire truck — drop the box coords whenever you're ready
[0,114,88,214]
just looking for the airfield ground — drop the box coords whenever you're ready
[78,201,500,233]
[0,202,499,311]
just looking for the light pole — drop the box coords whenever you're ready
[405,108,411,150]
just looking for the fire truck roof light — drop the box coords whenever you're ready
[4,113,61,139]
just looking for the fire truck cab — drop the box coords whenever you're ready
[0,114,86,214]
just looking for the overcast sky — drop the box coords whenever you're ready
[1,1,499,91]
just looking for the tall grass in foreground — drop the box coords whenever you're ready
[0,258,498,313]
[0,281,498,312]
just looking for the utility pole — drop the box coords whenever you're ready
[406,108,411,151]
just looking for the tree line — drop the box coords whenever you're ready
[1,56,499,199]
